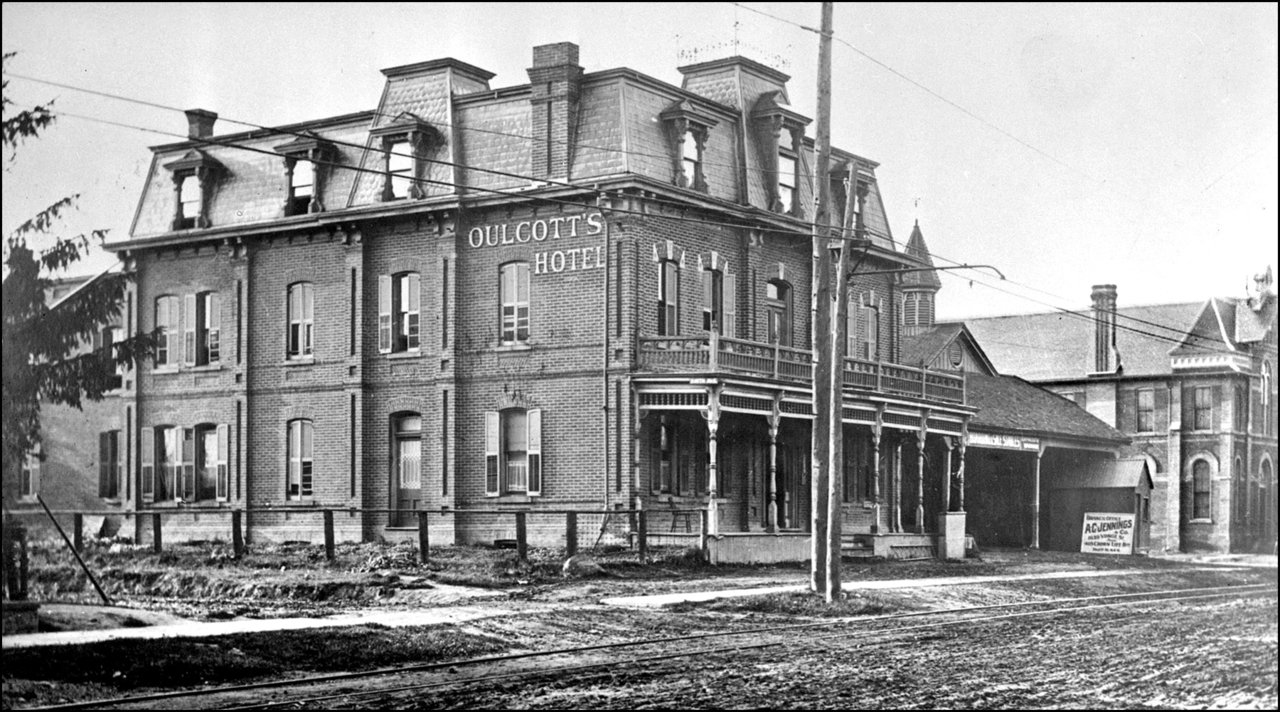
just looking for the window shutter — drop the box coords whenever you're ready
[701,270,713,331]
[484,411,500,495]
[723,272,736,338]
[183,294,196,366]
[1155,387,1169,432]
[406,273,420,350]
[181,428,195,501]
[378,275,392,353]
[209,293,220,362]
[98,432,111,498]
[216,424,229,501]
[141,428,155,501]
[1121,390,1137,433]
[1211,386,1221,430]
[527,409,542,496]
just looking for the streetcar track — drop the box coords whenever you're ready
[20,583,1275,711]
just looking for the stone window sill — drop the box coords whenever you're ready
[283,358,316,367]
[386,350,423,360]
[496,343,533,353]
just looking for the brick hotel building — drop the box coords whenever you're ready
[24,42,1127,556]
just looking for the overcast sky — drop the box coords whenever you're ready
[3,2,1276,320]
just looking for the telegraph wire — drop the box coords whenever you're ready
[51,106,1235,356]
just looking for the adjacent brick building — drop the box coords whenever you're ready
[966,276,1279,553]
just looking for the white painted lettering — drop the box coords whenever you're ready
[565,214,582,237]
[532,220,549,242]
[515,221,531,243]
[468,227,484,249]
[586,212,603,235]
[534,251,548,275]
[484,225,499,247]
[499,224,514,245]
[548,216,565,239]
[550,250,565,273]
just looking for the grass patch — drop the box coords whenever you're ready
[666,590,916,617]
[2,624,508,690]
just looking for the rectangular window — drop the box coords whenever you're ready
[141,427,155,501]
[216,424,229,501]
[20,450,40,502]
[388,140,413,199]
[682,130,700,187]
[765,281,792,347]
[500,263,530,344]
[485,409,542,496]
[97,326,124,390]
[1137,389,1155,432]
[702,269,722,333]
[155,295,180,366]
[287,283,314,359]
[179,175,201,223]
[1192,461,1212,520]
[99,430,121,499]
[659,260,680,336]
[379,273,421,353]
[198,292,220,365]
[290,159,313,214]
[287,420,314,499]
[1193,386,1213,430]
[778,153,797,212]
[861,302,879,360]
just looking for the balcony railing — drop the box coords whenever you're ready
[638,332,966,405]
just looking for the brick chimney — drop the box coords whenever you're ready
[1091,284,1119,373]
[184,109,218,140]
[527,42,582,180]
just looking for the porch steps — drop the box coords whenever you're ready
[840,534,876,559]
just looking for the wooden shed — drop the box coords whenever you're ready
[1047,458,1153,553]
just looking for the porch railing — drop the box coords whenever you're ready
[638,332,965,405]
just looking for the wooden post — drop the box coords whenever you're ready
[698,509,707,552]
[231,510,244,558]
[871,406,883,534]
[152,512,163,553]
[73,513,84,552]
[566,511,578,558]
[943,439,953,512]
[767,399,781,533]
[515,512,527,561]
[417,510,430,564]
[916,416,928,535]
[323,510,335,561]
[1031,443,1045,549]
[637,510,648,560]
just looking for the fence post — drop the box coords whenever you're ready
[73,513,84,552]
[515,512,527,562]
[699,509,707,552]
[152,512,163,553]
[231,510,244,558]
[323,510,335,561]
[417,510,430,565]
[566,512,578,558]
[637,510,648,560]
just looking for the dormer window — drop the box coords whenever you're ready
[777,153,797,213]
[660,100,718,193]
[752,91,811,217]
[369,112,441,202]
[388,140,414,199]
[275,132,335,216]
[164,150,222,231]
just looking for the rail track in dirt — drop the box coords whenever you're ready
[22,582,1276,710]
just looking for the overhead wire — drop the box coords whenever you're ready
[11,72,1240,355]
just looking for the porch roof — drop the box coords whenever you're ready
[965,372,1127,444]
[1048,458,1153,493]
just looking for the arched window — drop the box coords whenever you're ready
[1192,459,1211,520]
[658,260,680,336]
[765,280,792,347]
[287,419,314,500]
[286,283,314,359]
[500,262,530,344]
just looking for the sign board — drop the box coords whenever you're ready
[1079,512,1136,555]
[967,432,1041,452]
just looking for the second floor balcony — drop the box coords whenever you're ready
[638,333,966,405]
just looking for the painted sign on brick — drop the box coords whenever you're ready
[1079,512,1136,555]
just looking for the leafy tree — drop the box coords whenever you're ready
[2,52,154,498]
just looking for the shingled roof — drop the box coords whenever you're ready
[966,372,1128,445]
[964,302,1203,381]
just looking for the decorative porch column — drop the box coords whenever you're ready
[704,385,722,536]
[943,437,953,513]
[767,395,782,533]
[870,405,884,534]
[957,419,968,512]
[632,391,644,515]
[916,410,930,534]
[1031,441,1046,549]
[893,442,903,533]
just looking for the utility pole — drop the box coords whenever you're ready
[809,0,835,596]
[825,162,858,601]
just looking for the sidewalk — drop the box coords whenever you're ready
[3,605,517,650]
[598,567,1222,608]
